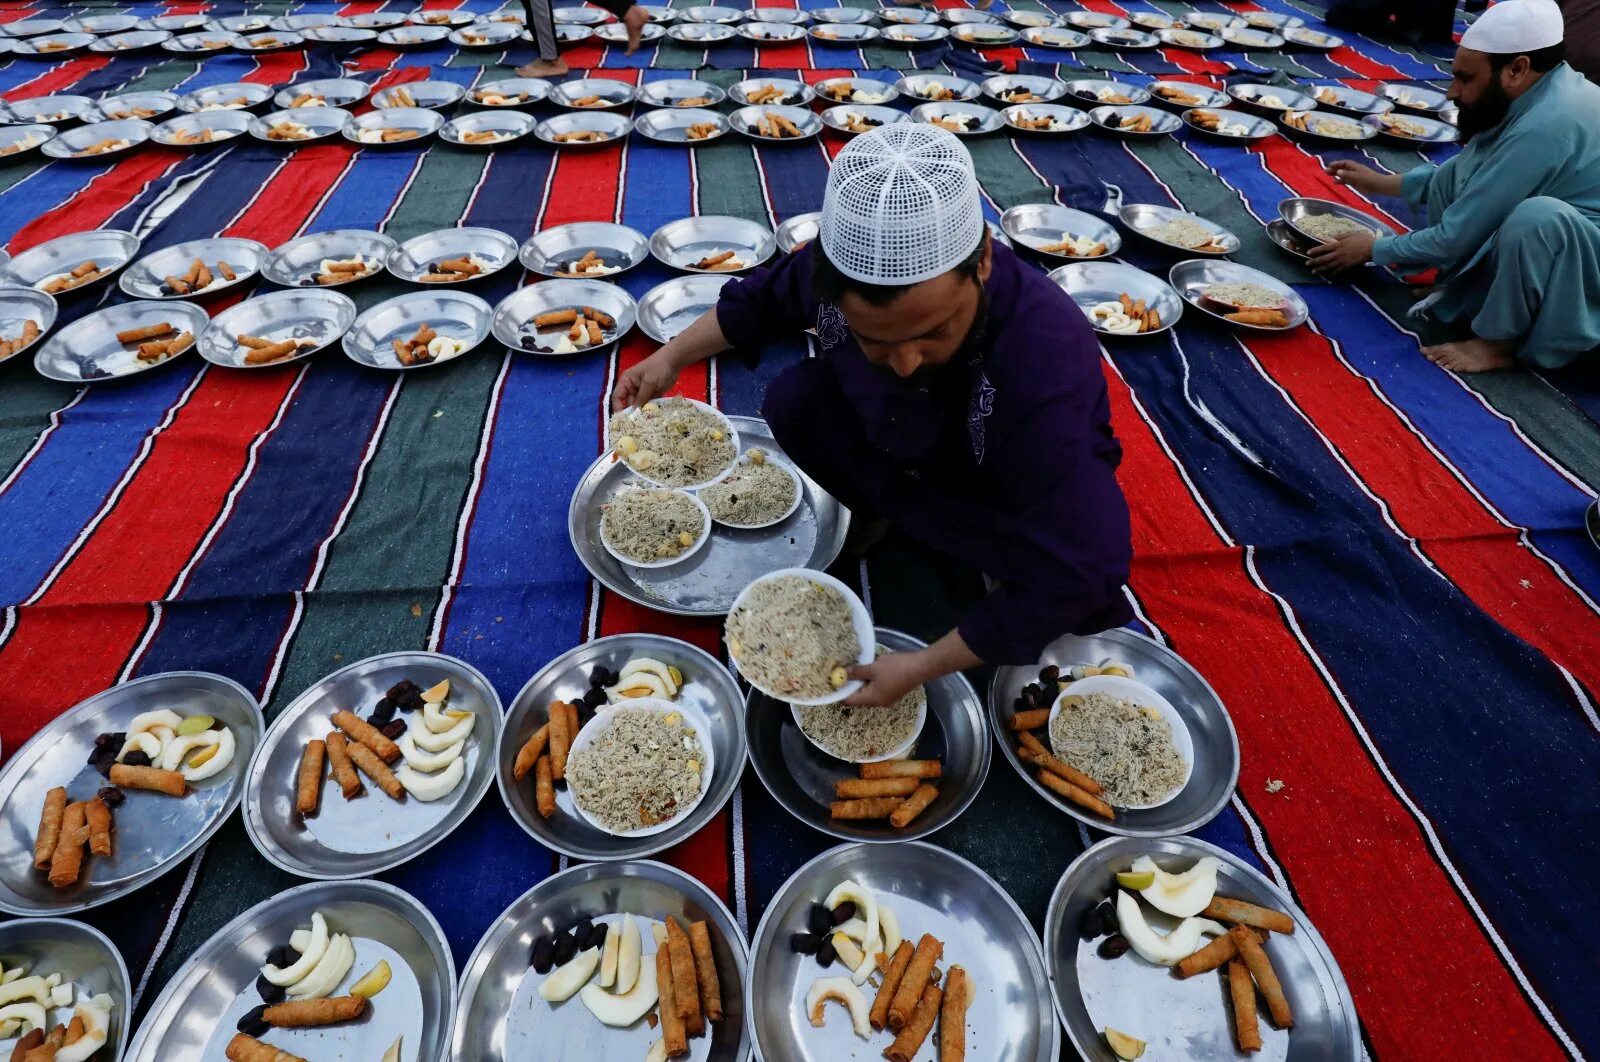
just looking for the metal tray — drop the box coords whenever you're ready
[126,879,455,1062]
[34,299,209,382]
[120,236,266,300]
[636,107,731,145]
[0,918,130,1060]
[176,82,274,113]
[1278,196,1395,247]
[496,633,747,860]
[1001,203,1120,261]
[1169,258,1310,331]
[568,415,849,617]
[342,290,493,371]
[747,841,1059,1061]
[520,221,649,279]
[1045,835,1359,1061]
[263,229,394,287]
[1120,203,1240,255]
[0,672,262,915]
[745,626,990,843]
[455,859,750,1060]
[0,286,58,365]
[988,628,1238,835]
[637,274,731,343]
[151,110,251,149]
[491,278,637,355]
[41,119,152,161]
[199,288,357,369]
[1050,259,1183,338]
[242,651,503,879]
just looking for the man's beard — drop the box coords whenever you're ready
[1457,80,1512,141]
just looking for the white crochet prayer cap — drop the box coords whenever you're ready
[1460,0,1563,54]
[819,123,985,286]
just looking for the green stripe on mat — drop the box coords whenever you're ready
[0,375,80,484]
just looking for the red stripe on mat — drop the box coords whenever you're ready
[223,145,356,245]
[1250,135,1410,231]
[8,149,188,252]
[1106,365,1565,1060]
[243,50,308,85]
[4,57,114,102]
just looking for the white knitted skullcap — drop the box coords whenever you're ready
[819,123,984,286]
[1460,0,1563,53]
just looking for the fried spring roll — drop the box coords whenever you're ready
[331,708,401,763]
[164,275,191,294]
[835,777,918,799]
[939,965,970,1062]
[1231,925,1292,1028]
[109,762,186,796]
[217,261,237,282]
[535,308,578,328]
[1017,731,1103,794]
[568,315,586,342]
[238,334,273,348]
[296,739,326,815]
[33,786,66,869]
[246,339,300,365]
[1228,959,1262,1052]
[535,754,556,818]
[71,261,100,279]
[889,784,938,828]
[116,322,174,344]
[225,1034,308,1062]
[888,934,942,1031]
[1204,896,1295,935]
[346,740,404,800]
[263,995,368,1027]
[1175,931,1237,978]
[548,702,572,781]
[11,1028,43,1061]
[870,941,914,1030]
[695,251,736,269]
[167,331,194,356]
[665,917,703,1036]
[182,258,202,288]
[325,731,363,798]
[830,797,905,820]
[884,983,943,1062]
[435,257,478,275]
[1036,768,1114,819]
[84,796,112,857]
[62,1017,84,1046]
[562,700,581,741]
[860,759,941,780]
[655,944,687,1056]
[585,317,603,347]
[47,802,88,888]
[1226,308,1289,327]
[687,920,723,1023]
[581,305,616,329]
[514,723,550,780]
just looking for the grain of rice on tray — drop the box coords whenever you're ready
[567,707,704,831]
[1049,690,1186,806]
[602,487,705,563]
[700,448,798,526]
[727,574,860,699]
[608,397,736,487]
[1297,213,1376,242]
[795,646,923,759]
[1148,216,1222,248]
[1203,282,1283,308]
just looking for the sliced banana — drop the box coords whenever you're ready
[607,670,672,701]
[382,1036,403,1062]
[579,949,658,1025]
[823,881,878,963]
[805,976,870,1037]
[116,731,162,763]
[262,912,327,985]
[0,1003,47,1037]
[879,903,901,956]
[422,697,471,734]
[645,1038,667,1062]
[619,658,679,696]
[399,729,465,772]
[599,924,621,988]
[616,914,641,994]
[127,709,183,736]
[412,712,473,751]
[182,727,235,782]
[287,933,354,999]
[539,947,600,1002]
[0,976,48,1007]
[397,757,465,801]
[159,730,220,772]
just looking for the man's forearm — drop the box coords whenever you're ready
[913,630,983,681]
[662,307,731,371]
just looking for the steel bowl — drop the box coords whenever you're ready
[942,7,1002,24]
[449,19,522,50]
[748,842,1059,1060]
[0,229,139,297]
[250,105,353,144]
[408,8,475,27]
[983,73,1067,106]
[441,108,536,147]
[1064,78,1151,108]
[387,227,518,285]
[747,626,991,843]
[496,635,747,858]
[264,229,395,288]
[0,124,58,158]
[1002,203,1120,260]
[242,651,503,878]
[178,81,274,113]
[35,299,208,381]
[302,25,379,44]
[347,11,408,29]
[0,919,130,1059]
[1227,81,1316,115]
[1145,81,1230,111]
[650,215,775,275]
[270,12,345,31]
[491,278,638,354]
[728,77,814,106]
[1278,196,1395,246]
[881,22,948,45]
[274,77,371,110]
[812,6,877,23]
[1091,26,1159,48]
[682,5,744,22]
[1306,83,1392,115]
[344,107,446,147]
[0,671,261,913]
[8,95,94,125]
[1065,9,1129,29]
[373,79,465,111]
[728,103,824,141]
[208,15,271,33]
[1046,836,1359,1062]
[812,21,881,44]
[882,5,940,23]
[121,236,265,300]
[1265,217,1318,262]
[637,77,728,108]
[1182,107,1275,141]
[150,109,252,148]
[554,5,613,25]
[1005,8,1057,28]
[774,212,820,255]
[750,5,811,22]
[89,29,171,53]
[378,24,451,46]
[911,100,1004,136]
[466,77,552,108]
[1000,103,1087,136]
[534,110,631,147]
[896,72,982,103]
[1242,9,1303,29]
[1379,82,1451,113]
[199,288,358,369]
[1119,202,1240,255]
[555,23,595,46]
[1183,10,1243,32]
[1222,25,1285,48]
[1050,259,1183,338]
[637,274,731,343]
[634,106,731,145]
[0,287,57,365]
[1279,108,1377,143]
[820,104,909,136]
[950,22,1018,46]
[127,879,456,1061]
[1157,27,1223,49]
[454,860,749,1058]
[813,76,900,106]
[64,13,139,34]
[92,89,179,122]
[1022,25,1090,48]
[15,32,95,56]
[668,21,737,43]
[342,290,494,371]
[550,77,637,109]
[2,18,65,37]
[41,118,152,161]
[1090,103,1181,137]
[639,4,680,22]
[143,13,208,33]
[596,19,666,43]
[1284,25,1343,49]
[520,221,649,280]
[161,32,240,53]
[1364,110,1457,143]
[236,31,304,52]
[1130,11,1184,29]
[1169,257,1309,331]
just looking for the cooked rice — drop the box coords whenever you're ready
[700,448,799,526]
[568,707,704,831]
[608,397,737,487]
[1297,213,1375,242]
[1049,691,1187,806]
[795,646,923,760]
[1307,115,1364,138]
[727,574,860,698]
[1149,216,1219,248]
[602,487,705,563]
[1203,282,1282,308]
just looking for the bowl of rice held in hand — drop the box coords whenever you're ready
[726,569,875,705]
[791,645,928,762]
[1048,674,1194,809]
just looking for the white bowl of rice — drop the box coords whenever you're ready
[726,568,876,706]
[1047,674,1193,809]
[566,697,716,837]
[790,645,927,762]
[698,447,802,529]
[606,395,740,489]
[599,484,712,569]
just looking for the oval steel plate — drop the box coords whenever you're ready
[496,633,747,860]
[126,879,455,1061]
[988,628,1238,835]
[34,299,209,382]
[747,841,1059,1060]
[1045,835,1359,1061]
[0,918,131,1059]
[636,274,731,343]
[0,672,262,915]
[242,651,503,879]
[568,415,849,617]
[199,287,357,369]
[1169,258,1310,331]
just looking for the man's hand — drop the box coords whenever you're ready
[842,650,929,708]
[1306,231,1375,275]
[612,349,681,410]
[1325,160,1403,198]
[623,4,649,53]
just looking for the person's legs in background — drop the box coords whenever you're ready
[516,0,568,78]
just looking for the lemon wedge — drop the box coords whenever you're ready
[1115,871,1155,890]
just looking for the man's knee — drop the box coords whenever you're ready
[1502,196,1581,250]
[761,358,839,446]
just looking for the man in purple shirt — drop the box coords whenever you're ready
[614,126,1131,706]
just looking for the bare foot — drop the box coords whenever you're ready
[1421,337,1517,372]
[517,59,568,78]
[623,5,649,53]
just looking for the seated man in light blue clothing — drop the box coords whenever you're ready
[1308,0,1600,372]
